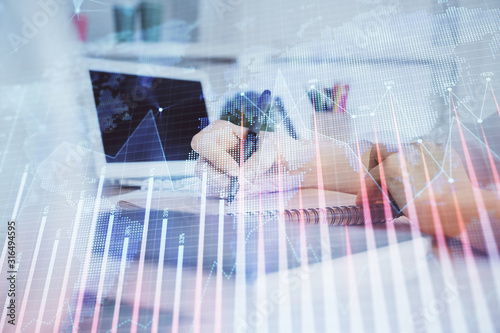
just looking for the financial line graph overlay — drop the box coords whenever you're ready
[12,157,500,333]
[4,75,500,331]
[9,160,421,332]
[237,73,500,215]
[86,64,500,202]
[12,205,417,332]
[92,73,500,210]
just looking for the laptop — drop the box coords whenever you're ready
[84,59,214,186]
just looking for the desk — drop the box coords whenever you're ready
[5,179,498,332]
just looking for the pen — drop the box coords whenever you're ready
[227,90,272,202]
[273,97,299,140]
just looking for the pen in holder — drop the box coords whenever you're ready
[307,83,352,142]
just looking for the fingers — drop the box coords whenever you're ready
[358,142,402,206]
[191,120,299,197]
[255,170,302,193]
[356,164,384,205]
[242,134,279,182]
[241,129,301,183]
[358,142,394,206]
[368,142,395,171]
[191,120,248,177]
[194,157,230,197]
[195,157,257,198]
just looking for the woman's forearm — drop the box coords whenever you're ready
[299,140,372,194]
[457,189,500,253]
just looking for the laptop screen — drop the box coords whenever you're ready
[89,70,209,163]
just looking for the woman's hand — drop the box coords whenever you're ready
[191,120,314,198]
[356,141,479,237]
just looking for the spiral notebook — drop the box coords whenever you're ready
[115,188,402,226]
[236,203,403,226]
[227,188,402,225]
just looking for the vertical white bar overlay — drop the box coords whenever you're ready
[151,218,168,333]
[171,243,185,333]
[91,212,116,332]
[11,164,29,222]
[72,171,105,331]
[16,207,49,333]
[354,129,390,333]
[131,176,154,333]
[34,236,60,333]
[111,237,130,333]
[53,196,85,333]
[214,199,225,333]
[193,170,208,333]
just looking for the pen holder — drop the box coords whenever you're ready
[113,5,136,42]
[314,110,352,142]
[140,1,163,42]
